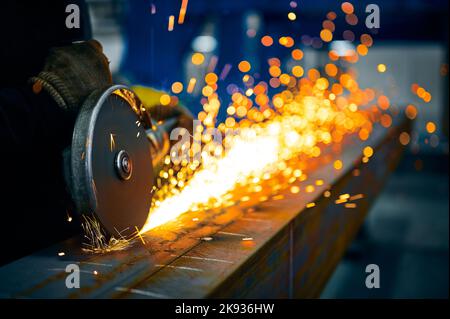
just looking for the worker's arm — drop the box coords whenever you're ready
[0,85,73,151]
[0,40,111,264]
[0,85,79,266]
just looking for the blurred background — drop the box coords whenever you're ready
[87,0,448,298]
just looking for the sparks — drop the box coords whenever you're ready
[168,15,175,32]
[187,77,197,93]
[93,4,418,241]
[110,133,116,152]
[135,226,146,245]
[178,0,189,24]
[141,75,377,232]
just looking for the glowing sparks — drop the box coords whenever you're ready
[405,104,417,120]
[220,64,232,80]
[333,160,343,170]
[349,194,364,201]
[66,1,434,259]
[290,186,300,194]
[341,2,354,15]
[292,66,304,78]
[363,146,374,158]
[81,215,131,253]
[320,29,333,42]
[207,55,219,72]
[135,226,146,245]
[110,133,116,152]
[168,15,175,32]
[377,64,387,73]
[413,85,432,103]
[315,179,324,186]
[399,132,410,145]
[340,194,350,200]
[171,82,183,94]
[141,131,279,232]
[178,0,189,24]
[191,53,205,65]
[238,60,251,73]
[335,198,348,204]
[291,49,304,60]
[130,7,416,237]
[288,12,297,21]
[187,77,197,93]
[261,35,273,47]
[140,66,378,232]
[426,122,436,134]
[159,94,171,106]
[141,84,374,233]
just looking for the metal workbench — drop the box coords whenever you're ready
[0,120,409,298]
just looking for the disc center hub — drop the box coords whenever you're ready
[115,150,133,180]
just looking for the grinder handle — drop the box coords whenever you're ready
[145,117,179,166]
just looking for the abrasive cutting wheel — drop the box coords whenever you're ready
[66,85,173,237]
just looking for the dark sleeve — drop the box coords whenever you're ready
[0,85,80,265]
[0,86,73,150]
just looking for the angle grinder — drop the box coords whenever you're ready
[64,85,178,237]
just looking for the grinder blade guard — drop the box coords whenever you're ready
[65,85,174,237]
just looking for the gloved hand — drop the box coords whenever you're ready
[30,40,112,116]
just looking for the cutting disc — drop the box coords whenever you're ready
[70,85,153,237]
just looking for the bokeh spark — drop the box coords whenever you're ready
[139,30,384,233]
[135,3,419,235]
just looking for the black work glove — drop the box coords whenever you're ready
[29,40,112,117]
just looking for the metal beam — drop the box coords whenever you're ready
[0,119,410,298]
